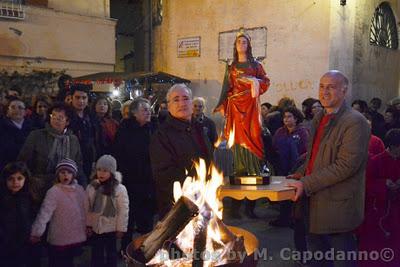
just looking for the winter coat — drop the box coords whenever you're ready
[113,118,156,195]
[99,116,119,154]
[69,110,105,180]
[18,124,85,198]
[298,102,370,234]
[0,117,34,171]
[192,114,218,145]
[273,125,309,175]
[358,150,400,267]
[0,190,35,252]
[86,173,129,234]
[31,180,87,246]
[149,113,212,218]
[29,112,47,130]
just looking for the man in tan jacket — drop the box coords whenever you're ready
[288,70,370,267]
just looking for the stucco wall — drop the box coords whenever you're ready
[0,5,116,77]
[153,0,331,115]
[48,0,110,18]
[351,0,400,106]
[328,0,356,101]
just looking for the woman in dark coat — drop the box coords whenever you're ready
[113,97,157,250]
[29,95,51,130]
[18,103,84,201]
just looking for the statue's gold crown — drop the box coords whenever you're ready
[236,27,251,41]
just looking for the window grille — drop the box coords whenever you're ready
[370,2,398,49]
[0,0,24,20]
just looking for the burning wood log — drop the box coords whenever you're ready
[139,196,199,263]
[191,202,246,266]
[193,218,208,267]
[212,218,246,265]
[192,205,212,267]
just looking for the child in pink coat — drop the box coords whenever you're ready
[30,158,87,267]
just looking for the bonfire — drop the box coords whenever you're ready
[129,159,246,266]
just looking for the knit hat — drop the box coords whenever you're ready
[55,158,78,177]
[96,155,117,175]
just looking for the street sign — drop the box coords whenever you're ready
[177,36,201,58]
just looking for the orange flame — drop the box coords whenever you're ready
[214,133,224,148]
[227,124,235,149]
[166,159,228,266]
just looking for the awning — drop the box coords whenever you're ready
[73,71,191,84]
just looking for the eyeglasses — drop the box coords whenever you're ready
[50,114,67,121]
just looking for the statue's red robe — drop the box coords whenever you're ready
[216,61,270,159]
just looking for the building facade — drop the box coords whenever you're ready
[0,0,116,77]
[152,0,400,111]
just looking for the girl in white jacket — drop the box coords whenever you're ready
[30,158,87,267]
[86,154,129,267]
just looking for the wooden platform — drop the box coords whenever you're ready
[218,176,296,202]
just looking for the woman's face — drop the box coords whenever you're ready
[236,36,248,54]
[385,112,394,124]
[7,172,26,194]
[311,102,323,116]
[134,103,151,125]
[261,105,270,118]
[36,101,49,116]
[284,112,297,128]
[50,110,69,133]
[95,99,108,116]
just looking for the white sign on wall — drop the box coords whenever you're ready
[177,36,201,57]
[218,27,267,61]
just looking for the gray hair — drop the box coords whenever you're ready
[193,96,206,112]
[129,97,150,115]
[193,96,206,106]
[166,83,192,102]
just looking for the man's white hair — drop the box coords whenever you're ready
[193,96,206,112]
[166,83,192,102]
[193,96,206,106]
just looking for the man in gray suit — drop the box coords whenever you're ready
[288,70,370,267]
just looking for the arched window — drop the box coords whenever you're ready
[370,2,398,49]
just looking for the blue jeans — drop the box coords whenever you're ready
[308,232,357,267]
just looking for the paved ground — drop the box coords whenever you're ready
[223,199,298,267]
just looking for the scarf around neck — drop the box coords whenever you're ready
[90,179,116,218]
[47,124,71,173]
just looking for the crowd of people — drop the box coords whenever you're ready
[0,72,400,266]
[0,34,399,267]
